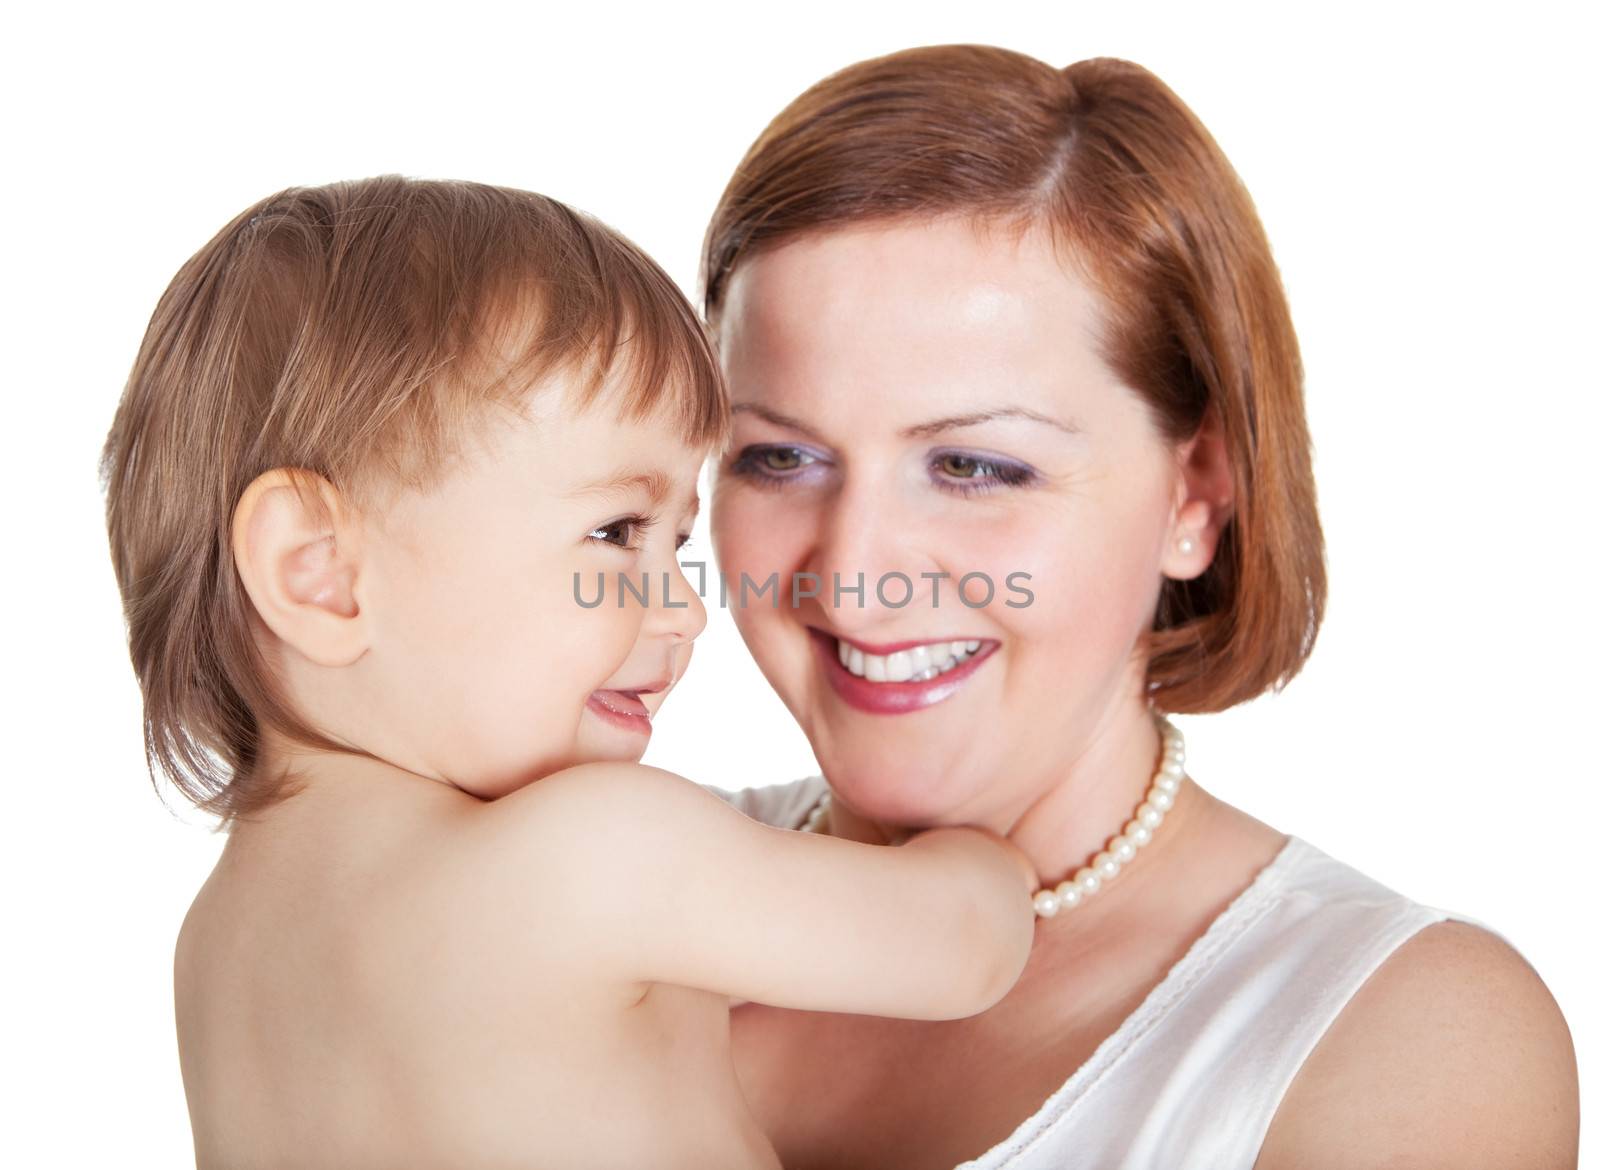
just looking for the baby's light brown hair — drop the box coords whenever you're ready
[100,175,728,824]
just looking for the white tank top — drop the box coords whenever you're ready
[709,775,1509,1170]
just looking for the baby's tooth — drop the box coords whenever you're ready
[885,651,913,682]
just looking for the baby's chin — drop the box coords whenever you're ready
[572,724,652,767]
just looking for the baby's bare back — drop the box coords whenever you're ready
[174,773,780,1170]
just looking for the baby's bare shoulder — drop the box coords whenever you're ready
[469,763,749,909]
[488,761,739,852]
[426,763,743,987]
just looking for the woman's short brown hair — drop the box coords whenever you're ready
[101,175,728,823]
[702,45,1326,715]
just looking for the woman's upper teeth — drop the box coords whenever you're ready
[836,638,983,682]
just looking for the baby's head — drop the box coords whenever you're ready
[101,176,728,823]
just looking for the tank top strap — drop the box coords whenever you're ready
[958,835,1504,1168]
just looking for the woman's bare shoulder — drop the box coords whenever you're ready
[1254,919,1578,1170]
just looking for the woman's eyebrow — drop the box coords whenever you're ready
[730,402,827,441]
[900,406,1083,439]
[732,402,1082,441]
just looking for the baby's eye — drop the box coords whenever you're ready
[587,515,653,549]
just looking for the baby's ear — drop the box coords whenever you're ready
[231,469,370,667]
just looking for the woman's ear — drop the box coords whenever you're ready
[1163,404,1236,582]
[231,469,371,667]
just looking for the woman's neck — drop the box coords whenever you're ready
[821,703,1209,912]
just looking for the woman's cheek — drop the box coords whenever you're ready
[932,506,1056,620]
[947,505,1111,671]
[1028,526,1163,683]
[710,496,794,606]
[709,485,768,557]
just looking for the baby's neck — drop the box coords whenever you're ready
[226,745,477,843]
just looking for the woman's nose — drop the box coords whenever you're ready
[806,481,935,632]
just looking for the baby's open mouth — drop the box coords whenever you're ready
[586,688,655,733]
[589,689,650,717]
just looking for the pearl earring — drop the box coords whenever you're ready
[1177,535,1195,555]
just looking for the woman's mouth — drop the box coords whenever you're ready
[807,627,997,714]
[586,688,653,735]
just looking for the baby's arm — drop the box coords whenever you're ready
[500,762,1038,1021]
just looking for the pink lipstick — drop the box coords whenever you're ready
[809,627,997,715]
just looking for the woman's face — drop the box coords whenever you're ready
[710,217,1204,826]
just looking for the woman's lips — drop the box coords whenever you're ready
[808,627,996,715]
[586,689,653,735]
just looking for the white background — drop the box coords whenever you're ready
[4,1,1592,1164]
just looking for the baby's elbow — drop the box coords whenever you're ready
[994,894,1038,1005]
[958,882,1036,1014]
[905,825,1038,1015]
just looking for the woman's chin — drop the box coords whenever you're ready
[813,737,980,820]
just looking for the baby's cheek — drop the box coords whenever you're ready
[672,640,695,683]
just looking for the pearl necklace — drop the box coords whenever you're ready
[798,713,1186,919]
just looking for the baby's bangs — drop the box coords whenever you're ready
[480,212,730,451]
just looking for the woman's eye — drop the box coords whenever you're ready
[727,443,1030,495]
[759,448,807,471]
[930,452,1036,494]
[728,445,819,480]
